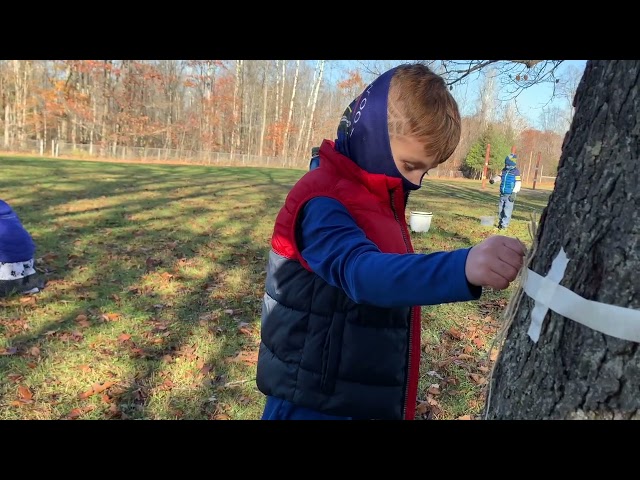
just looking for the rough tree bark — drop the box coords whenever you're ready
[485,60,640,420]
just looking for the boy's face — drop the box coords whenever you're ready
[390,135,438,188]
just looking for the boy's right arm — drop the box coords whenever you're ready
[297,197,525,308]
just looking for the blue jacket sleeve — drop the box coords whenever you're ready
[298,197,482,308]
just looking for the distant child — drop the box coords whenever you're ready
[309,146,320,171]
[489,154,522,229]
[256,63,525,420]
[0,199,40,297]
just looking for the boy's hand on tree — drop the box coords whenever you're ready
[465,236,526,290]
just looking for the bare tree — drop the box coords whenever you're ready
[294,60,325,160]
[303,60,325,158]
[230,60,243,159]
[476,68,499,128]
[258,61,269,158]
[282,60,300,166]
[538,105,571,135]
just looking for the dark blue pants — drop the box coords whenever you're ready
[261,396,353,420]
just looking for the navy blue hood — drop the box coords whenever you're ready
[334,67,421,192]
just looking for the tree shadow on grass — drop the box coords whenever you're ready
[0,157,301,419]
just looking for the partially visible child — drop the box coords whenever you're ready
[256,63,525,420]
[0,199,40,297]
[309,146,320,171]
[489,154,522,229]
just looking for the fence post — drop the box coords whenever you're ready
[532,152,542,190]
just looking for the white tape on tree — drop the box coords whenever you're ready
[523,248,640,343]
[525,248,570,342]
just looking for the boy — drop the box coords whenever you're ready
[490,154,522,229]
[256,63,525,420]
[309,146,320,171]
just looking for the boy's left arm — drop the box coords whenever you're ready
[509,168,522,201]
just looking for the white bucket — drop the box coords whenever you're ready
[410,211,433,233]
[480,216,494,227]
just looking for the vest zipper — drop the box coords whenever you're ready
[390,188,414,420]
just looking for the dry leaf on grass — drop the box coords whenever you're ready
[18,385,33,402]
[473,337,486,349]
[66,405,96,419]
[446,327,464,340]
[228,350,259,366]
[427,384,441,395]
[78,381,116,399]
[19,296,36,305]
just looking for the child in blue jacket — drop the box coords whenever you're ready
[490,154,522,229]
[0,199,39,297]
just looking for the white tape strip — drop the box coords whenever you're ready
[525,248,569,342]
[524,248,640,343]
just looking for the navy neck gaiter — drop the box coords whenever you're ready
[334,67,421,192]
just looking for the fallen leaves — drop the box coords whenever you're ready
[416,394,443,419]
[227,349,259,366]
[18,385,34,402]
[41,252,59,263]
[76,316,91,328]
[66,405,96,420]
[445,327,464,340]
[78,381,116,399]
[427,384,441,395]
[101,312,120,322]
[469,373,487,385]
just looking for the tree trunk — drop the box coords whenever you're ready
[230,60,243,159]
[282,60,300,166]
[258,62,269,157]
[303,60,325,164]
[486,60,640,420]
[3,102,9,147]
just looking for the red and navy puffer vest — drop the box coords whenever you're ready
[256,139,421,420]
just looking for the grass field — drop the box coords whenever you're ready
[0,155,551,420]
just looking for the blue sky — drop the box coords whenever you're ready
[325,60,588,130]
[453,60,588,128]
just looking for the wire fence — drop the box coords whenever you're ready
[0,137,468,178]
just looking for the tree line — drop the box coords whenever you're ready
[0,60,572,174]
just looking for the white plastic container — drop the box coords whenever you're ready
[480,216,495,227]
[410,211,433,233]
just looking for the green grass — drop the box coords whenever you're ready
[0,155,551,420]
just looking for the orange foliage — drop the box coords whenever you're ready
[337,70,365,91]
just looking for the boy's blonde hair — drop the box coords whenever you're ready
[388,63,461,165]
